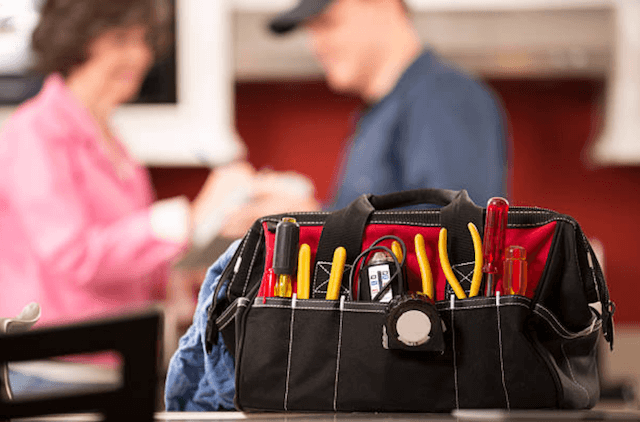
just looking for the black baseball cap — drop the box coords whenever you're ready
[269,0,335,34]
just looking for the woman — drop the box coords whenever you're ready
[0,0,322,400]
[0,0,223,397]
[0,0,205,339]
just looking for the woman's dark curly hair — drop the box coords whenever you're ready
[32,0,172,77]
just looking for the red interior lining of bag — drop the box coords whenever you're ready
[261,221,556,301]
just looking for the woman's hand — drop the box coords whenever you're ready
[189,161,320,241]
[219,169,320,238]
[191,161,256,228]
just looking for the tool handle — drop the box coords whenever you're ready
[414,234,434,300]
[368,189,463,210]
[297,244,311,299]
[326,247,347,300]
[273,218,300,275]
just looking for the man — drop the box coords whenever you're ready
[270,0,506,209]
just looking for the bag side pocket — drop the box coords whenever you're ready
[529,303,601,409]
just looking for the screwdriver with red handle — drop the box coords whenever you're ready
[482,197,509,296]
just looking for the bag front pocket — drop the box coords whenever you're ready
[236,298,343,411]
[235,295,560,412]
[446,296,558,410]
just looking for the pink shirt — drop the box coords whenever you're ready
[0,74,187,326]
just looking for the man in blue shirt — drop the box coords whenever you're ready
[270,0,506,209]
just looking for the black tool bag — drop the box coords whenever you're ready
[206,189,614,412]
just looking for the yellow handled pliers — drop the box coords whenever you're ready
[438,223,484,299]
[414,234,434,300]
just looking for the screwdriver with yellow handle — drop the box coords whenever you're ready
[297,244,311,299]
[414,234,434,300]
[326,247,346,300]
[273,217,299,298]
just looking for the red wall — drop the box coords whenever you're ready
[492,79,640,325]
[150,78,640,324]
[234,82,361,203]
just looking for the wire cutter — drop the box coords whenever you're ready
[437,223,484,299]
[414,234,434,300]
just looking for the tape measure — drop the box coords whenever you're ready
[383,293,445,352]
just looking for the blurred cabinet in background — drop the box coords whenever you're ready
[233,0,640,166]
[592,0,640,165]
[233,0,613,80]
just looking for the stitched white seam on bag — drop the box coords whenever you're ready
[561,342,591,404]
[496,293,511,409]
[251,303,386,314]
[584,236,602,304]
[262,212,571,227]
[534,306,581,338]
[260,215,573,234]
[375,210,439,215]
[218,295,249,320]
[451,295,460,410]
[216,298,251,330]
[437,301,531,312]
[533,305,601,339]
[241,228,262,296]
[228,230,250,302]
[217,297,250,329]
[253,297,386,309]
[452,261,476,285]
[333,296,346,411]
[313,263,352,296]
[253,298,531,316]
[216,300,238,324]
[283,294,297,411]
[262,218,327,226]
[313,261,333,295]
[232,230,250,287]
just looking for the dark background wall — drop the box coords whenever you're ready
[149,78,640,324]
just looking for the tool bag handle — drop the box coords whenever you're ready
[367,188,460,210]
[312,188,484,298]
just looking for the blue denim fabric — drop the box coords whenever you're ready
[164,240,240,411]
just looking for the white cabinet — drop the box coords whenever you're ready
[591,1,640,165]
